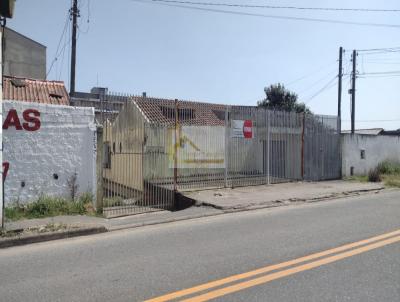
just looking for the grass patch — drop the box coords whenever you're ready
[5,193,98,221]
[344,175,369,182]
[382,174,400,188]
[345,160,400,189]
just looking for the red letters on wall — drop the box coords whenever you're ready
[3,162,9,182]
[2,109,41,131]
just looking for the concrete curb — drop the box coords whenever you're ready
[0,226,107,249]
[1,187,390,247]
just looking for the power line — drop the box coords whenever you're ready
[297,69,338,95]
[359,70,400,75]
[304,75,339,104]
[357,47,400,52]
[131,0,400,28]
[285,61,338,87]
[47,12,71,77]
[139,0,400,12]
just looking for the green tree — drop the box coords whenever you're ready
[257,83,311,113]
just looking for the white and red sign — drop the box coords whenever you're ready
[231,120,254,139]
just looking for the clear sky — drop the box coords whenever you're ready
[7,0,400,130]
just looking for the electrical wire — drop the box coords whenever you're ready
[139,0,400,12]
[46,11,71,77]
[130,0,400,28]
[285,61,338,87]
[304,75,339,104]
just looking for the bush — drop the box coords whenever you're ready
[377,160,400,175]
[368,168,382,182]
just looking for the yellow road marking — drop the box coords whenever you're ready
[183,235,400,302]
[145,229,400,302]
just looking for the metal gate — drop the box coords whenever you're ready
[98,97,341,217]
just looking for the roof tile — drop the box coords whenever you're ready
[2,76,69,106]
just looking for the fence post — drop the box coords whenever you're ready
[173,99,178,197]
[266,109,270,185]
[96,126,104,211]
[301,112,306,180]
[224,106,229,188]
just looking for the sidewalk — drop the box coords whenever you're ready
[184,180,385,210]
[1,180,386,248]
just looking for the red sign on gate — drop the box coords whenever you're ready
[243,120,253,138]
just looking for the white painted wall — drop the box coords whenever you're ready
[2,100,96,205]
[342,134,400,177]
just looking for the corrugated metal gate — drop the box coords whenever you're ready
[99,98,341,217]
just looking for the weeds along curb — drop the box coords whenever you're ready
[0,226,107,249]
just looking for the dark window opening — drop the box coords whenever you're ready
[119,142,122,153]
[49,92,63,99]
[360,149,366,159]
[212,109,228,121]
[159,106,195,121]
[11,79,26,87]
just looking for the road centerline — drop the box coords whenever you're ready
[182,234,400,302]
[144,228,400,302]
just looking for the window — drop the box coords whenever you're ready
[360,149,366,159]
[159,106,195,121]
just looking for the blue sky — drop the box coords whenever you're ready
[8,0,400,130]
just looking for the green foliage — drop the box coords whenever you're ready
[258,83,311,113]
[5,193,95,221]
[376,160,400,175]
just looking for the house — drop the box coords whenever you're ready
[100,96,341,217]
[70,87,132,123]
[2,76,96,204]
[341,128,400,176]
[3,27,46,79]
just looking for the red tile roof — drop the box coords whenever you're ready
[132,96,227,126]
[2,76,69,105]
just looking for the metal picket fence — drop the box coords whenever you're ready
[99,97,341,217]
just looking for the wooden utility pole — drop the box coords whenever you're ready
[337,47,343,132]
[350,50,357,134]
[70,0,79,95]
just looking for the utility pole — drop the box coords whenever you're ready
[350,49,357,134]
[70,0,79,95]
[337,46,343,133]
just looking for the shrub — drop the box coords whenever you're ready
[368,168,382,182]
[377,160,400,175]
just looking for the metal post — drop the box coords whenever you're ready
[301,112,306,180]
[351,49,357,134]
[267,110,270,185]
[173,99,178,194]
[224,106,228,187]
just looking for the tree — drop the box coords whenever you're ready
[257,83,311,113]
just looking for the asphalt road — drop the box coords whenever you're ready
[1,190,399,302]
